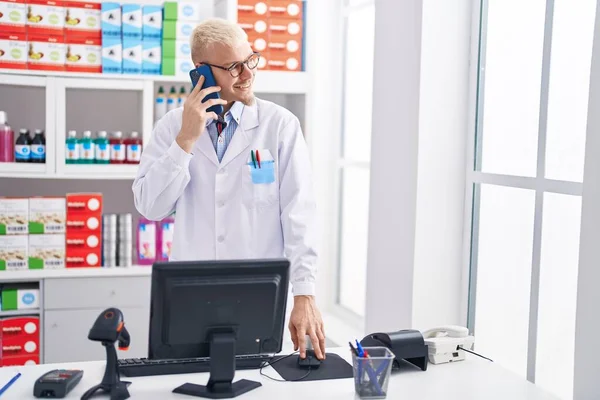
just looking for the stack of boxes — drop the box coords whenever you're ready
[160,1,202,76]
[65,192,102,267]
[237,0,305,71]
[1,313,41,366]
[0,0,103,72]
[101,2,162,74]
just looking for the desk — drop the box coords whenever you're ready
[0,347,558,399]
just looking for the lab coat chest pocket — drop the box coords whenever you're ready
[242,149,278,209]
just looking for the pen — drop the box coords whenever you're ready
[256,150,261,168]
[0,372,21,396]
[250,150,257,168]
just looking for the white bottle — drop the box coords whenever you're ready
[178,86,187,108]
[166,86,177,112]
[80,130,96,164]
[155,86,167,123]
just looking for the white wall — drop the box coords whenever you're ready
[365,0,471,333]
[412,0,472,330]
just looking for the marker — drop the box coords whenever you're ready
[250,150,257,168]
[256,150,261,168]
[0,373,21,396]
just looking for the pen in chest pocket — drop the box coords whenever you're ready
[250,150,257,168]
[256,150,261,168]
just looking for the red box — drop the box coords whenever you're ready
[246,31,268,54]
[27,33,66,71]
[66,193,103,215]
[65,232,101,251]
[65,34,101,73]
[237,0,269,18]
[268,32,301,56]
[268,1,303,19]
[26,0,66,36]
[0,31,27,69]
[66,214,101,233]
[237,14,268,36]
[0,0,27,33]
[2,354,40,366]
[2,335,40,357]
[64,1,101,38]
[2,317,40,339]
[66,247,101,267]
[267,52,301,71]
[268,17,302,38]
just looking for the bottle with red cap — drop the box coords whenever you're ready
[125,131,142,164]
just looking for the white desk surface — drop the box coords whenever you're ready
[0,347,559,400]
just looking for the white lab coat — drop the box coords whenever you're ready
[132,98,318,296]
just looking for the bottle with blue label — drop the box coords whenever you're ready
[30,129,46,164]
[65,130,80,164]
[94,131,110,164]
[15,129,31,163]
[79,131,95,164]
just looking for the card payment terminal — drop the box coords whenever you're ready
[33,369,83,398]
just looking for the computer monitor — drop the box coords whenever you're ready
[148,258,290,399]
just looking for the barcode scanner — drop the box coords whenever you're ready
[81,308,132,400]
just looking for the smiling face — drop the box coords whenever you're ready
[195,41,257,107]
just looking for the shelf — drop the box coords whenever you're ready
[0,163,139,179]
[0,266,152,282]
[0,309,40,317]
[0,68,309,94]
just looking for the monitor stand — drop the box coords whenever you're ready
[173,330,262,399]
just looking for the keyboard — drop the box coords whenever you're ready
[117,354,272,377]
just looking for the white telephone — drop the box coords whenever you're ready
[421,325,475,365]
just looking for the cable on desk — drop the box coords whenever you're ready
[259,351,313,382]
[458,346,493,362]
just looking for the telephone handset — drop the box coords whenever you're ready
[422,325,469,339]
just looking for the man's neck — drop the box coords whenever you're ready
[222,101,235,116]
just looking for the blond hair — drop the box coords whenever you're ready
[190,18,248,61]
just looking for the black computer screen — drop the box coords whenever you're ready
[148,258,290,360]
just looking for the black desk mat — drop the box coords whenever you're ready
[268,353,353,382]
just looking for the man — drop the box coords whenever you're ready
[132,18,326,360]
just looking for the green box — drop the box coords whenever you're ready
[162,38,176,59]
[161,57,175,75]
[162,20,194,41]
[163,2,178,21]
[1,289,17,311]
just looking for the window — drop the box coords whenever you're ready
[336,0,375,318]
[468,0,596,399]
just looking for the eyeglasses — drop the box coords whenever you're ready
[201,52,261,78]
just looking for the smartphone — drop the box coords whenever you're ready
[189,64,224,115]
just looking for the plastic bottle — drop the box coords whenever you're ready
[0,111,14,162]
[94,130,110,164]
[30,129,46,164]
[15,129,31,163]
[110,131,126,164]
[155,86,167,122]
[166,86,177,112]
[65,130,79,164]
[79,130,95,164]
[136,218,157,265]
[178,86,187,108]
[125,131,142,164]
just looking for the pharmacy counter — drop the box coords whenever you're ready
[0,348,560,399]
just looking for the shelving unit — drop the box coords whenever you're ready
[0,309,40,317]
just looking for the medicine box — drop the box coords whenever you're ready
[2,355,40,366]
[2,316,39,338]
[142,5,162,39]
[0,198,28,235]
[122,38,141,74]
[66,193,103,215]
[0,0,26,33]
[0,235,28,271]
[101,2,121,37]
[28,197,65,234]
[27,34,66,72]
[101,35,121,74]
[0,32,27,69]
[66,214,100,233]
[163,1,202,22]
[66,247,101,267]
[161,39,190,60]
[142,40,161,75]
[65,35,101,73]
[268,0,303,19]
[65,232,100,251]
[2,336,40,357]
[237,0,269,18]
[161,57,193,77]
[162,20,194,41]
[137,219,156,265]
[122,3,141,38]
[1,287,39,310]
[26,0,65,35]
[29,234,65,269]
[64,0,101,38]
[267,53,301,71]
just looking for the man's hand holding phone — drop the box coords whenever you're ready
[176,75,227,154]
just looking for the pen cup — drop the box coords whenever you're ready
[352,346,394,399]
